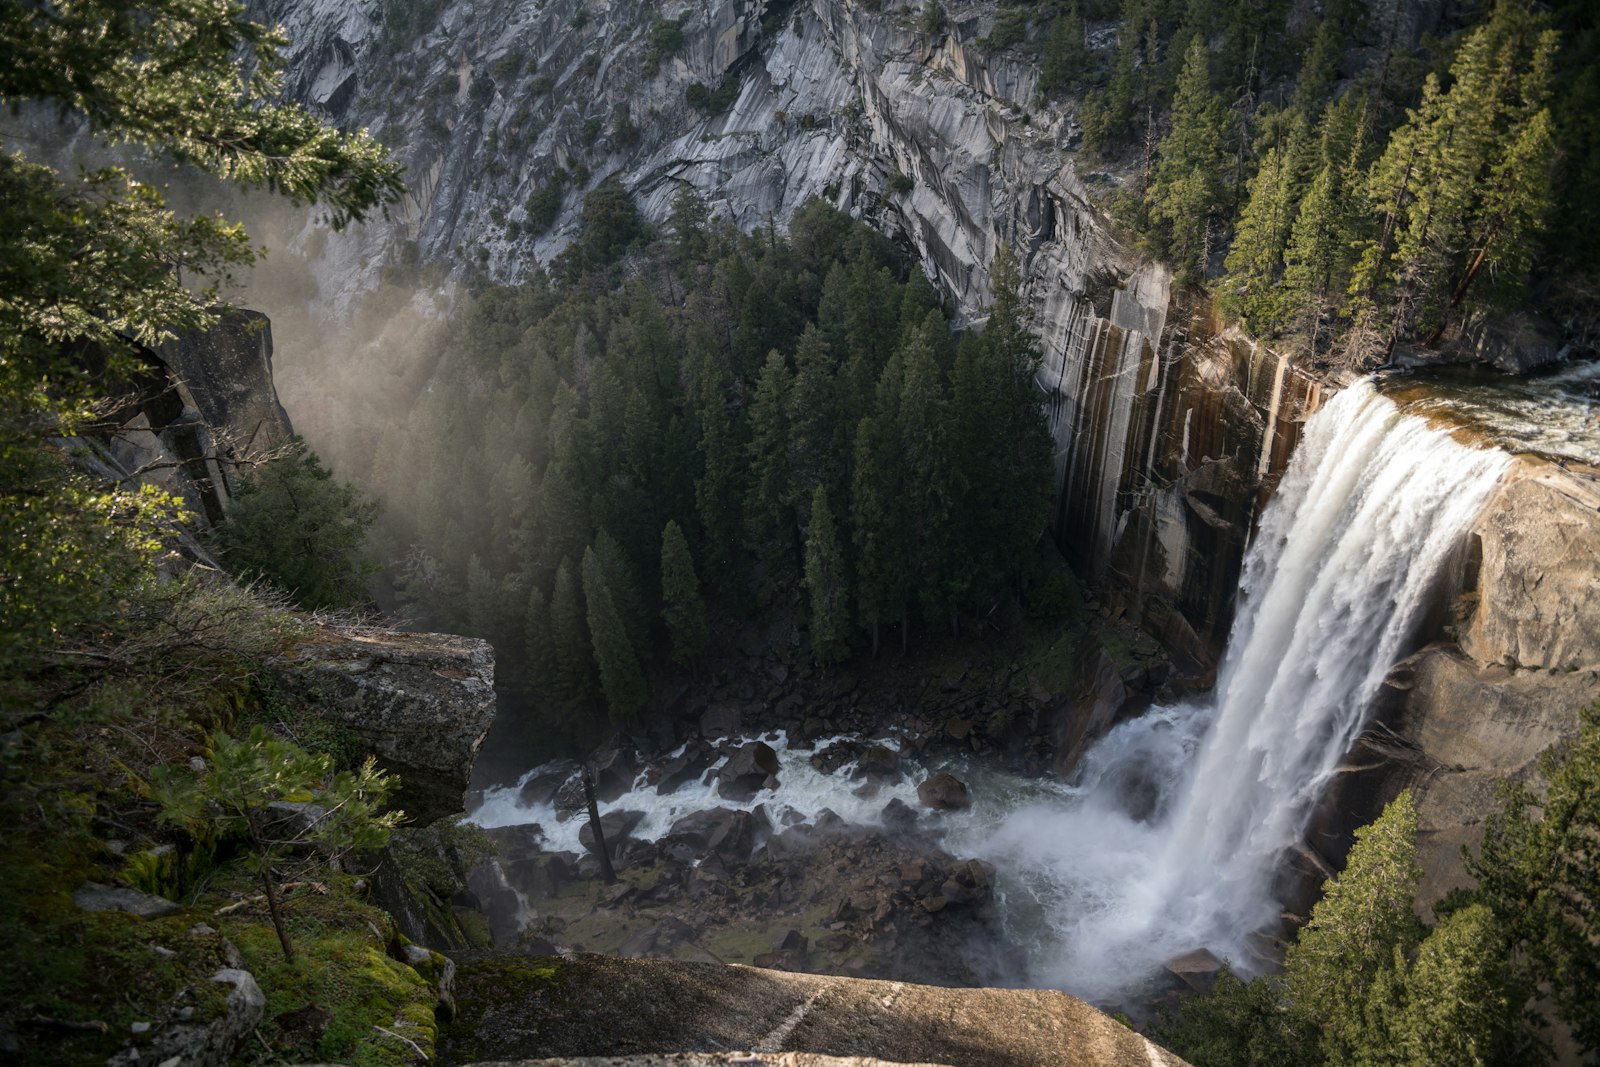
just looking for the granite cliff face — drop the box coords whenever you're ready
[258,0,1326,656]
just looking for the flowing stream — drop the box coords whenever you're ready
[471,380,1519,1002]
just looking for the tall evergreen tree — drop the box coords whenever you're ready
[803,486,850,667]
[1284,791,1425,1064]
[1145,33,1230,282]
[1220,115,1312,334]
[547,558,595,723]
[581,545,647,725]
[745,348,797,577]
[1041,4,1090,95]
[788,323,840,517]
[659,520,708,668]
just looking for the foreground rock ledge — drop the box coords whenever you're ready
[440,955,1189,1067]
[270,624,497,824]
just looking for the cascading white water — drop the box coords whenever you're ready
[976,381,1512,1000]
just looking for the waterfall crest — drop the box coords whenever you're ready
[987,382,1512,999]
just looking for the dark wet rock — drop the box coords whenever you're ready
[655,744,717,795]
[591,748,638,802]
[518,763,577,807]
[72,882,182,919]
[665,808,760,861]
[1164,948,1224,994]
[857,744,901,779]
[880,798,918,832]
[717,741,780,801]
[699,702,744,740]
[553,776,587,821]
[916,773,972,811]
[578,810,646,857]
[810,740,860,775]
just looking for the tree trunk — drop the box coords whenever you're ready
[582,767,618,885]
[247,813,296,963]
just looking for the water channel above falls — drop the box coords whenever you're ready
[469,370,1597,1004]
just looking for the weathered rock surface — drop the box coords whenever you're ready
[1460,463,1600,671]
[1307,459,1600,914]
[441,955,1189,1067]
[270,624,497,824]
[460,1057,954,1067]
[106,968,266,1067]
[71,881,183,920]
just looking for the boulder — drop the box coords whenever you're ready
[1163,948,1224,994]
[880,798,918,832]
[700,702,744,740]
[857,744,901,779]
[591,748,638,802]
[268,626,496,824]
[72,882,182,920]
[519,763,578,807]
[916,773,972,811]
[655,742,717,795]
[665,808,760,861]
[717,741,780,801]
[578,810,646,857]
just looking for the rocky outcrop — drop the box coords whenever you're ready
[1305,459,1600,915]
[270,623,497,824]
[440,954,1189,1067]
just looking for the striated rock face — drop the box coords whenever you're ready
[1305,461,1600,916]
[271,624,498,824]
[440,954,1189,1067]
[1460,464,1600,671]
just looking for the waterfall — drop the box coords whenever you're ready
[983,382,1512,1000]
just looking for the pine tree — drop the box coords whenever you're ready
[1145,34,1230,282]
[659,520,708,668]
[1470,702,1600,1053]
[745,348,796,575]
[850,411,906,658]
[788,324,839,517]
[803,486,850,666]
[1041,4,1090,96]
[1220,115,1311,334]
[896,321,960,634]
[581,545,647,725]
[1387,903,1533,1067]
[1284,791,1425,1065]
[1348,1,1560,357]
[695,380,744,587]
[548,558,595,722]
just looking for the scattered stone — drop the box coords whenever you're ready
[916,772,972,811]
[106,969,264,1067]
[72,882,181,920]
[130,1021,151,1034]
[945,717,973,741]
